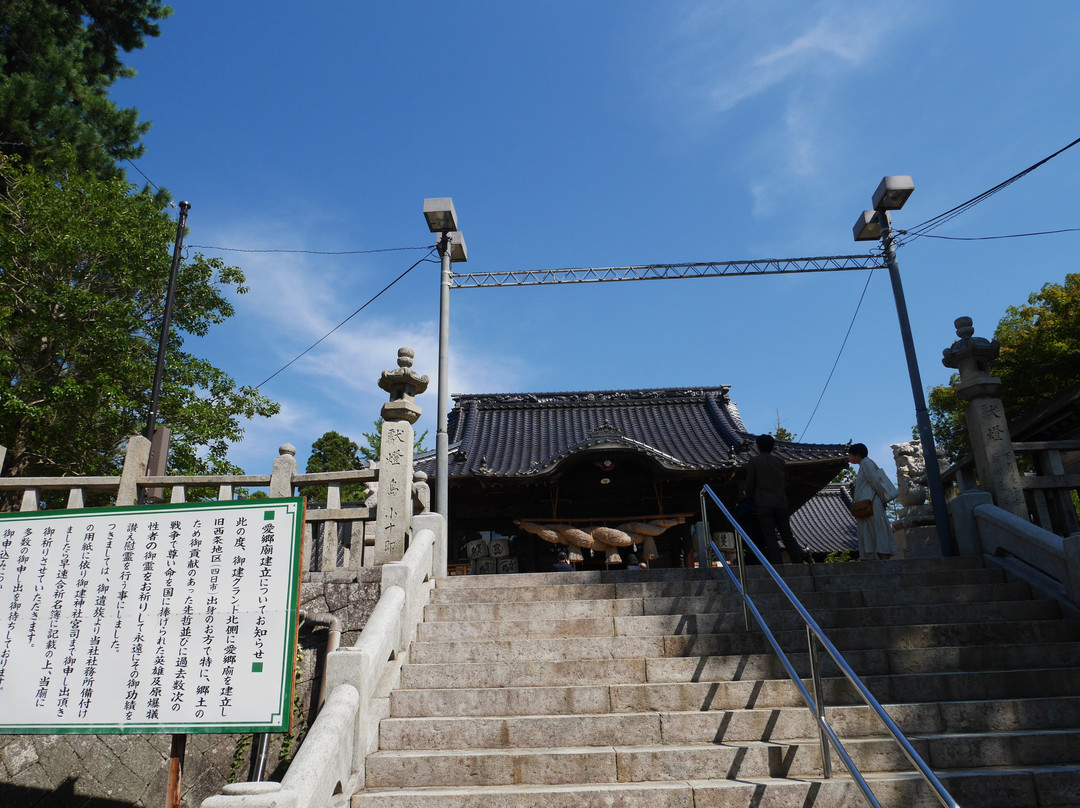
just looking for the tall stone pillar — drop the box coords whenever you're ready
[374,348,429,564]
[941,317,1027,519]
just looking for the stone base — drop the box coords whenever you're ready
[893,525,944,558]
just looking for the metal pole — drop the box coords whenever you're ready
[879,218,955,555]
[248,732,271,782]
[436,232,452,527]
[806,625,832,778]
[146,201,191,440]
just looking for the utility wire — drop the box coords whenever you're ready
[9,38,164,196]
[799,269,876,441]
[188,244,433,255]
[899,135,1080,244]
[906,228,1080,242]
[253,248,437,389]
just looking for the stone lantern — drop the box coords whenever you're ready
[374,348,429,563]
[941,317,1027,519]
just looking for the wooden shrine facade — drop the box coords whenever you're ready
[416,386,849,571]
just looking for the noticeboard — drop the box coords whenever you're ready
[0,498,304,735]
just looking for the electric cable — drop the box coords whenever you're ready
[253,248,438,389]
[798,269,876,441]
[906,228,1080,242]
[188,244,433,255]
[898,136,1080,245]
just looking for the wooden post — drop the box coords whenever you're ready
[165,734,186,808]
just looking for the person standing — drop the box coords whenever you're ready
[552,551,574,572]
[847,442,899,560]
[745,434,805,564]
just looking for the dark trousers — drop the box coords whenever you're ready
[756,505,804,564]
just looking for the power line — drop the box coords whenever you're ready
[904,228,1080,242]
[899,135,1080,244]
[188,244,433,256]
[799,269,876,441]
[253,249,437,389]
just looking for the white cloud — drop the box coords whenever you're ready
[195,218,530,473]
[656,1,932,215]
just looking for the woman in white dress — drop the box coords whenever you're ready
[848,443,898,560]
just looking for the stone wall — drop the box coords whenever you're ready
[0,570,381,808]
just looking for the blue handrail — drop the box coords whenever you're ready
[699,484,959,808]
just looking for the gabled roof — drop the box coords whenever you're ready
[418,386,848,480]
[790,484,858,555]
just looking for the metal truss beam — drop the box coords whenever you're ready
[451,254,885,288]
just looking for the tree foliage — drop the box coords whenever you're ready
[0,154,278,497]
[304,430,366,504]
[771,410,795,442]
[0,0,171,180]
[929,274,1080,460]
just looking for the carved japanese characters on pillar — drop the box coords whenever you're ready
[374,348,429,564]
[941,317,1027,519]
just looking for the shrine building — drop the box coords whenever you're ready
[416,386,851,572]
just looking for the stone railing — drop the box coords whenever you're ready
[943,439,1080,539]
[203,513,443,808]
[951,491,1080,614]
[0,436,409,572]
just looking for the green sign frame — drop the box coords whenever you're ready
[0,498,305,735]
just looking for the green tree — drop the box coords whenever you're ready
[0,154,278,502]
[1,0,171,180]
[774,426,796,442]
[304,431,366,504]
[359,418,429,462]
[929,274,1080,460]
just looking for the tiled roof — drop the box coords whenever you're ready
[790,484,858,555]
[417,386,848,480]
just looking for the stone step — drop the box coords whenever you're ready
[429,557,985,592]
[611,598,1061,637]
[378,698,1080,750]
[400,641,1080,690]
[364,729,1080,789]
[389,668,1080,718]
[356,781,703,808]
[644,581,1031,613]
[414,598,1061,643]
[643,641,1080,683]
[610,668,1080,715]
[400,657,648,689]
[421,581,1033,623]
[358,556,1080,808]
[427,567,1007,604]
[430,582,618,604]
[408,619,1080,664]
[353,765,1080,808]
[423,596,644,622]
[618,567,1007,598]
[363,738,832,789]
[409,634,670,664]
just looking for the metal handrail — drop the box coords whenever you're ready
[699,485,959,808]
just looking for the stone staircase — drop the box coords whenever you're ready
[352,557,1080,807]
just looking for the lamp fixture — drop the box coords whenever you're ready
[871,175,914,211]
[423,198,458,233]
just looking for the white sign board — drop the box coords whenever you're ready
[0,498,304,735]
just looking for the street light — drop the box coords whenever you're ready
[853,176,955,556]
[423,198,467,529]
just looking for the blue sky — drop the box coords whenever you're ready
[109,1,1080,479]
